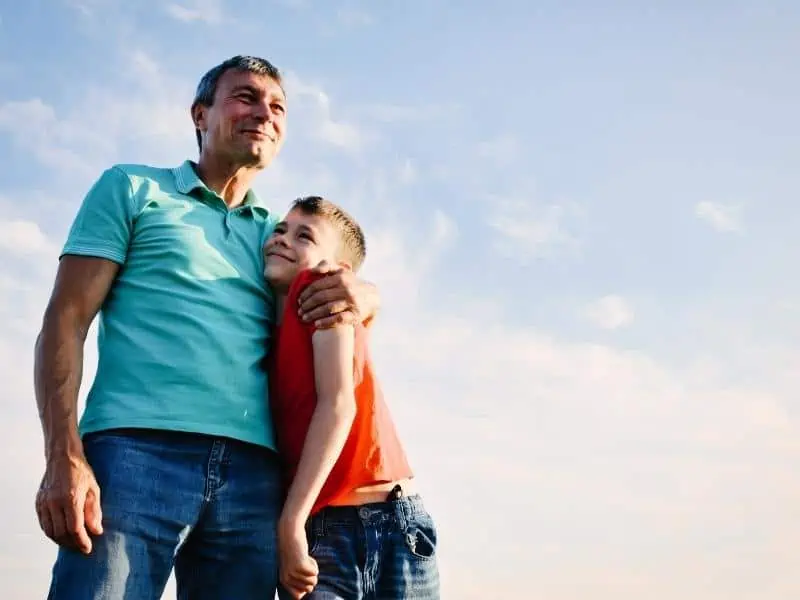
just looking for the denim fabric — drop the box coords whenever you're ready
[280,495,440,600]
[47,428,283,600]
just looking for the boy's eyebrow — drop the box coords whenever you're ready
[296,222,317,236]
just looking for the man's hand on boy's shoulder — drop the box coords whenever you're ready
[298,261,380,328]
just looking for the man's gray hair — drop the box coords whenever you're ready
[191,55,284,152]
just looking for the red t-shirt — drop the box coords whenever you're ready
[269,269,413,515]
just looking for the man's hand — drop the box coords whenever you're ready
[278,521,318,599]
[35,453,103,554]
[297,261,379,328]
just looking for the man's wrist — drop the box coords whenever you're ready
[45,430,84,463]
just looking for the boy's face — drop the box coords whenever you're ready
[263,208,341,289]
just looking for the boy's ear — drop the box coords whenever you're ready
[337,259,353,271]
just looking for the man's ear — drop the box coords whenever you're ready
[191,103,207,133]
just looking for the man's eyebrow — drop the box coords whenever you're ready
[230,84,261,96]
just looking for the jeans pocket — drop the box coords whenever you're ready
[306,519,321,555]
[404,512,438,560]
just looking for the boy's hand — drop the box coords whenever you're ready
[298,261,379,328]
[279,522,319,599]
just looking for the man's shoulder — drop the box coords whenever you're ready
[108,162,178,184]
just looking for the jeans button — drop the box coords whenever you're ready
[358,507,370,519]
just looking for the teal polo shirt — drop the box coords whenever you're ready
[62,161,279,449]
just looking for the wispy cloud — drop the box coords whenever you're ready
[284,72,373,152]
[0,50,193,180]
[0,219,58,257]
[336,6,373,28]
[164,0,224,24]
[476,134,520,166]
[695,201,743,233]
[584,295,635,330]
[488,195,580,260]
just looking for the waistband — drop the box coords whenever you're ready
[309,493,427,534]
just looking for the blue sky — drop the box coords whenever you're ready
[1,1,799,598]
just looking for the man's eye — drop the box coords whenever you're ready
[272,104,285,114]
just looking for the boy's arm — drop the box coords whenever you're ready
[278,324,358,532]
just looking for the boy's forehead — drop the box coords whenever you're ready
[285,208,322,227]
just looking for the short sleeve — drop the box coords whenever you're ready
[287,269,329,334]
[60,166,135,265]
[289,268,368,381]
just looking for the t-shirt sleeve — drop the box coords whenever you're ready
[288,269,369,383]
[287,269,329,334]
[60,166,135,265]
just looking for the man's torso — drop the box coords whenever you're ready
[64,161,279,448]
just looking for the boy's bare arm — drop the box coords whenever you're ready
[34,255,120,554]
[279,324,358,529]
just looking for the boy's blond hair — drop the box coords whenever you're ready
[291,196,366,271]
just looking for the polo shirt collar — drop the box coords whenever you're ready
[172,160,271,215]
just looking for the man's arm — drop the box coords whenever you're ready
[277,324,357,597]
[34,256,120,554]
[296,262,380,329]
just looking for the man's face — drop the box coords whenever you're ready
[194,69,287,169]
[263,209,341,290]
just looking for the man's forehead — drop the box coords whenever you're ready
[220,69,285,98]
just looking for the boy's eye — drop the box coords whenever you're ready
[299,232,313,242]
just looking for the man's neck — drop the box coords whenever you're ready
[196,153,260,209]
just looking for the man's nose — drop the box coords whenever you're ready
[251,99,274,122]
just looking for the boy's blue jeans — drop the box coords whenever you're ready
[279,495,440,600]
[46,428,284,600]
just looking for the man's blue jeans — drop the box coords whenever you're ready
[47,428,284,599]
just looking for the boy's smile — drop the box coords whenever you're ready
[264,209,342,291]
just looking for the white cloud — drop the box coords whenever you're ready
[336,6,373,27]
[0,219,58,257]
[695,201,743,233]
[164,0,224,24]
[584,294,635,330]
[357,102,462,124]
[476,133,520,165]
[489,195,579,260]
[284,72,372,152]
[0,51,194,181]
[368,297,800,599]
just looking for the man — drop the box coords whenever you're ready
[34,55,379,599]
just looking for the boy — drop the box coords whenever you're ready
[264,196,440,600]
